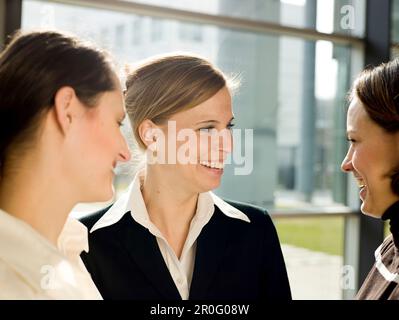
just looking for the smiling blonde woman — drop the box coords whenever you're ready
[80,54,291,300]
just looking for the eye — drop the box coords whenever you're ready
[117,120,124,127]
[199,126,215,133]
[346,137,356,143]
[227,123,235,130]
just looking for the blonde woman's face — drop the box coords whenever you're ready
[341,97,399,217]
[153,86,234,194]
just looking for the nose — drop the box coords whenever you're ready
[341,150,353,173]
[117,138,131,163]
[219,128,233,154]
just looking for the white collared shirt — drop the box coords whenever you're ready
[0,209,102,300]
[91,169,250,300]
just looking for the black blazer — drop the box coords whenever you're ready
[80,200,291,300]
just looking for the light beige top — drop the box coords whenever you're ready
[0,208,101,300]
[91,169,250,299]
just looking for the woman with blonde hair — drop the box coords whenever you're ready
[0,30,130,299]
[81,54,291,300]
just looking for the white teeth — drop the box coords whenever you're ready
[357,181,366,188]
[200,161,224,169]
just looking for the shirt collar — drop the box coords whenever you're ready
[57,217,90,261]
[374,240,399,284]
[210,193,251,223]
[90,169,250,233]
[90,170,142,233]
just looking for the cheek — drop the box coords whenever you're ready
[84,122,116,160]
[198,135,209,157]
[198,134,221,161]
[353,148,394,186]
[350,153,362,172]
[351,146,371,174]
[384,147,399,172]
[182,135,201,163]
[224,131,233,151]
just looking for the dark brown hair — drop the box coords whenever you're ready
[0,30,117,172]
[352,59,399,194]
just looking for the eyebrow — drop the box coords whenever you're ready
[196,117,235,125]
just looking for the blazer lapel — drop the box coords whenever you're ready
[189,208,230,299]
[117,212,181,300]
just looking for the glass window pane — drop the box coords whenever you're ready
[275,216,344,299]
[122,0,365,37]
[392,0,399,44]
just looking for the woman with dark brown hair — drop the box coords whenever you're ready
[0,30,130,299]
[341,59,399,299]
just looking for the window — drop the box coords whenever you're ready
[21,0,366,299]
[178,23,203,42]
[122,0,365,37]
[131,17,142,45]
[150,17,163,42]
[115,24,126,49]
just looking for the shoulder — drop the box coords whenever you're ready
[79,204,113,231]
[224,199,271,222]
[0,263,38,299]
[215,199,284,256]
[224,199,269,219]
[218,198,275,232]
[379,234,396,256]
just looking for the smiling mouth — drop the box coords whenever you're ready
[355,178,367,200]
[357,181,366,191]
[353,173,365,187]
[199,161,225,170]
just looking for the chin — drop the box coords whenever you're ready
[360,202,383,219]
[200,180,221,193]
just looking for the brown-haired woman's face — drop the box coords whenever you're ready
[65,86,131,202]
[341,96,399,217]
[148,86,234,193]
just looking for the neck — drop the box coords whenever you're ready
[382,201,399,248]
[142,166,199,234]
[0,159,75,246]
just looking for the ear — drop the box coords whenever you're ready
[138,119,159,148]
[53,86,76,135]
